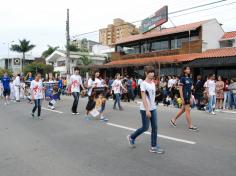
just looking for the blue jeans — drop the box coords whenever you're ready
[32,99,42,117]
[208,95,216,113]
[114,93,121,108]
[72,92,80,113]
[233,94,236,109]
[223,91,231,109]
[130,109,159,148]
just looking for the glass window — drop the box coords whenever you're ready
[151,40,169,51]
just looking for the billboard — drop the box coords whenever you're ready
[140,6,168,33]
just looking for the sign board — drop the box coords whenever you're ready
[140,6,168,33]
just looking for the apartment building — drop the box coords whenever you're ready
[99,18,139,46]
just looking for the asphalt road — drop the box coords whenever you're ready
[0,96,236,176]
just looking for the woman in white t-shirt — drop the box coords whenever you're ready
[86,70,108,122]
[112,73,127,110]
[30,73,44,120]
[127,66,164,154]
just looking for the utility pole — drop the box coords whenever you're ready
[66,9,70,74]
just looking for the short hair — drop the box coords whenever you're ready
[144,66,155,74]
[74,67,79,71]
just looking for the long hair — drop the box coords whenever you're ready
[91,70,100,81]
[181,66,191,77]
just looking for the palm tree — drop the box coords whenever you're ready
[11,39,35,71]
[41,45,59,58]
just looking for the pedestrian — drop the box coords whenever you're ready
[206,74,217,115]
[215,76,224,109]
[14,73,21,102]
[30,73,44,120]
[228,78,236,109]
[86,70,108,122]
[194,75,204,110]
[127,66,165,154]
[1,72,11,105]
[223,80,231,109]
[112,73,127,110]
[170,66,199,131]
[68,67,85,115]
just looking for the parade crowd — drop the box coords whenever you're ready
[1,67,236,154]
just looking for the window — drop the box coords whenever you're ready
[57,61,65,67]
[151,40,169,51]
[220,40,234,48]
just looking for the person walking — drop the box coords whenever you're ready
[215,76,224,109]
[112,73,127,110]
[86,70,108,122]
[229,78,236,109]
[206,74,217,115]
[69,67,85,115]
[223,80,231,109]
[14,74,21,102]
[194,75,204,110]
[1,72,11,105]
[30,73,44,120]
[127,66,165,154]
[170,66,199,131]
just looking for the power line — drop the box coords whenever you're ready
[171,1,236,18]
[73,0,228,38]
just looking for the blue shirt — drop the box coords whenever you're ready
[28,76,33,81]
[179,76,193,99]
[58,80,63,89]
[1,76,10,90]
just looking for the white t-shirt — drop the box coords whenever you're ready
[70,75,83,93]
[168,79,175,88]
[206,80,216,96]
[140,81,157,111]
[112,79,122,94]
[138,79,143,86]
[87,78,104,96]
[14,76,20,86]
[30,80,44,99]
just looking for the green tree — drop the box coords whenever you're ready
[23,62,53,77]
[10,39,35,71]
[66,43,79,52]
[41,45,59,58]
[0,68,13,77]
[79,55,92,76]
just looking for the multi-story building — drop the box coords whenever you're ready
[71,39,100,52]
[99,18,139,46]
[96,19,236,79]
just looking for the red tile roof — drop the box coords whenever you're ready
[221,31,236,40]
[116,19,213,45]
[105,48,236,67]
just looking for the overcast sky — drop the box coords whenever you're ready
[0,0,236,57]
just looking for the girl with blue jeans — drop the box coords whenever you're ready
[127,66,164,154]
[112,73,127,111]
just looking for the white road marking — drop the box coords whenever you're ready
[42,107,63,114]
[107,122,196,145]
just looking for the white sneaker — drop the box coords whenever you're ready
[211,112,216,115]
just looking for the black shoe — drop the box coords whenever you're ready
[31,113,35,118]
[189,126,199,132]
[170,119,176,127]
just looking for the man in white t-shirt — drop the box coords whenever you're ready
[69,67,85,115]
[30,73,44,119]
[206,74,216,115]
